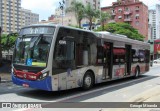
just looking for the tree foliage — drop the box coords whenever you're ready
[1,33,17,51]
[66,1,85,28]
[96,22,144,41]
[100,12,111,30]
[84,4,100,30]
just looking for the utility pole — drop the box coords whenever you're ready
[59,0,65,25]
[0,27,2,83]
[0,27,2,65]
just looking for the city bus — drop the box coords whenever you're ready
[12,24,150,91]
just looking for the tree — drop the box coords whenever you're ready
[1,33,17,51]
[100,12,111,30]
[84,4,100,30]
[0,33,17,62]
[66,1,85,28]
[96,22,144,41]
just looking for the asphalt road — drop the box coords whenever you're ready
[0,64,160,111]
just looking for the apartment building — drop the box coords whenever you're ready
[0,0,23,33]
[65,0,100,10]
[101,0,148,40]
[22,8,39,26]
[148,10,156,40]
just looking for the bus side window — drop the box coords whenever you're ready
[139,50,145,63]
[54,39,75,69]
[113,48,125,65]
[145,50,150,63]
[132,49,139,63]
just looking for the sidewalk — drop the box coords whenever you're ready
[0,63,12,83]
[104,85,160,111]
[0,72,12,83]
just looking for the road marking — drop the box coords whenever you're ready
[54,74,160,102]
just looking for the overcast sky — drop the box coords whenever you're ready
[21,0,160,20]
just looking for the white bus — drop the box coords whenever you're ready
[12,24,150,91]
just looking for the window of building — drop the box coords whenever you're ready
[118,16,122,19]
[118,8,122,13]
[136,21,139,25]
[125,7,129,11]
[135,14,139,19]
[135,6,139,11]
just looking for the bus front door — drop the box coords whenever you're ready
[103,42,113,79]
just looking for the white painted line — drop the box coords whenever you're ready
[54,74,160,102]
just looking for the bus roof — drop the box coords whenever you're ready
[22,24,149,47]
[96,31,149,47]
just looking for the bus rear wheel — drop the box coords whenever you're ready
[82,71,94,90]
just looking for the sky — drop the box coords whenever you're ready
[21,0,160,20]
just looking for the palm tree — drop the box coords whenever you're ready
[100,12,111,31]
[84,4,100,30]
[66,1,85,28]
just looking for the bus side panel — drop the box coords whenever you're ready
[94,66,104,84]
[112,65,125,79]
[139,63,147,74]
[54,66,104,91]
[52,75,59,91]
[131,63,138,75]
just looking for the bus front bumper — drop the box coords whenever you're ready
[12,73,52,91]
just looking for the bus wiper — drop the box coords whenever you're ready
[30,34,43,49]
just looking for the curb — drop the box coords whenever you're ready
[0,80,12,83]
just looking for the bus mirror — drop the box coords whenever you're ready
[59,40,66,45]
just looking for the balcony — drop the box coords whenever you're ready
[135,8,139,11]
[124,18,132,22]
[124,11,132,15]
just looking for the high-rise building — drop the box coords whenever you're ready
[156,4,160,39]
[22,8,39,26]
[101,0,148,40]
[148,10,156,40]
[0,0,23,33]
[65,0,100,10]
[148,5,160,40]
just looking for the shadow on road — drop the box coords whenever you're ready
[14,75,158,102]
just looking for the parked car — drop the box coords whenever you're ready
[153,58,160,63]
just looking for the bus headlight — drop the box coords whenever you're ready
[39,72,49,80]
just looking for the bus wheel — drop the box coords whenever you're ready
[82,71,94,90]
[134,67,140,78]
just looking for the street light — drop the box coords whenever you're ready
[59,0,65,25]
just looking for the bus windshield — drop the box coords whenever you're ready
[13,27,54,67]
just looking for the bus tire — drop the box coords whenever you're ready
[82,71,94,90]
[134,67,140,78]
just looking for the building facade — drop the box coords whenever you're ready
[148,5,160,40]
[0,0,39,33]
[156,4,160,40]
[148,10,156,40]
[51,0,101,26]
[0,0,23,33]
[65,0,100,10]
[22,8,39,26]
[101,0,148,40]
